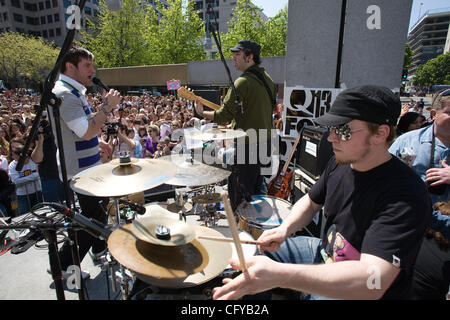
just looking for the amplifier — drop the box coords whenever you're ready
[296,125,333,180]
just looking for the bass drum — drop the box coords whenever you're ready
[236,195,292,239]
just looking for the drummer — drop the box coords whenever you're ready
[48,45,122,279]
[212,85,431,300]
[194,40,276,211]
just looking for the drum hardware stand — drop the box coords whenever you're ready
[0,217,78,301]
[14,0,89,301]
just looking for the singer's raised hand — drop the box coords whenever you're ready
[104,89,122,112]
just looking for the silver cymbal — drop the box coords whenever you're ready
[185,128,247,141]
[159,154,230,187]
[70,158,178,197]
[131,216,196,246]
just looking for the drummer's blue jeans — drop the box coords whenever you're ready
[256,236,336,300]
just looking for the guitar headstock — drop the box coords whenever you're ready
[177,86,197,101]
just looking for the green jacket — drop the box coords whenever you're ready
[214,64,275,138]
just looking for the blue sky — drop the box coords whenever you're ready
[252,0,450,30]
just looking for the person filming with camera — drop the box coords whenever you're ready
[109,124,136,159]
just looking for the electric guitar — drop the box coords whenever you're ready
[267,132,302,200]
[177,86,221,111]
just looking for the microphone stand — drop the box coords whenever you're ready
[0,220,74,300]
[207,5,245,210]
[15,0,88,300]
[207,6,242,130]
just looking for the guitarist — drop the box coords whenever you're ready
[194,40,276,210]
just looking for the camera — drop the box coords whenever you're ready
[104,121,126,136]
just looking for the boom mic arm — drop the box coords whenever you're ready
[43,202,111,240]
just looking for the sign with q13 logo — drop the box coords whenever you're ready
[282,87,344,138]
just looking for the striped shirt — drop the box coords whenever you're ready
[49,74,100,180]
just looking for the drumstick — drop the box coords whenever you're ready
[198,235,261,245]
[221,191,248,272]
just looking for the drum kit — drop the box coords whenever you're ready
[68,128,293,300]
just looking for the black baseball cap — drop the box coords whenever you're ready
[315,85,401,126]
[230,40,261,56]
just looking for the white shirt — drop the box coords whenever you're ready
[8,160,42,196]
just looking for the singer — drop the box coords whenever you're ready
[47,45,121,279]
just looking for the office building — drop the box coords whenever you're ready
[407,7,450,76]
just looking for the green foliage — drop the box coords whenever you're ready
[413,52,450,87]
[403,43,413,70]
[0,32,59,88]
[260,5,288,57]
[143,0,205,65]
[79,0,148,68]
[220,0,265,59]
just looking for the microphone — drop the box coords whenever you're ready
[119,199,146,216]
[92,77,110,92]
[105,0,122,12]
[45,203,111,240]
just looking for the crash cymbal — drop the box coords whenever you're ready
[107,223,232,288]
[186,128,247,141]
[166,202,193,214]
[131,216,196,246]
[192,193,221,204]
[159,155,230,187]
[70,157,177,197]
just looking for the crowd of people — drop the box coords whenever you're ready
[0,82,448,300]
[0,88,223,217]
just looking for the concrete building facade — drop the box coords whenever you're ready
[407,7,450,76]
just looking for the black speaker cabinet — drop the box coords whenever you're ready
[297,125,333,180]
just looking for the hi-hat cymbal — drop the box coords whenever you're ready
[159,155,230,187]
[167,202,193,214]
[107,223,232,288]
[192,193,221,204]
[131,216,196,246]
[186,128,247,141]
[70,158,177,197]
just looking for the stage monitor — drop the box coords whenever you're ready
[296,125,333,180]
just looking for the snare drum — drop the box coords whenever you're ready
[236,195,292,239]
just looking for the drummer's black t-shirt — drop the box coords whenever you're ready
[308,155,432,299]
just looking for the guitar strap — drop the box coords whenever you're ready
[247,69,276,110]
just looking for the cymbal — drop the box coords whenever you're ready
[186,128,247,141]
[159,155,230,187]
[167,202,193,214]
[192,193,222,204]
[107,223,232,288]
[131,216,196,246]
[70,158,177,197]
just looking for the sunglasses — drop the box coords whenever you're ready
[441,89,450,97]
[328,124,365,141]
[12,149,22,156]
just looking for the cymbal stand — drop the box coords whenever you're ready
[111,197,133,300]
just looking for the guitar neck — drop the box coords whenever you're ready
[281,133,302,173]
[197,96,221,111]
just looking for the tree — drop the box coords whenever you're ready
[220,0,265,59]
[0,32,59,89]
[78,0,148,68]
[142,0,205,65]
[413,53,450,87]
[403,43,413,70]
[259,5,288,57]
